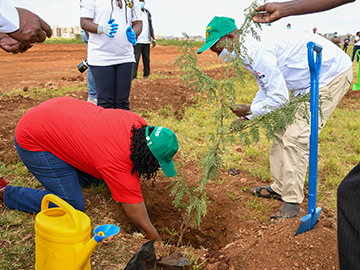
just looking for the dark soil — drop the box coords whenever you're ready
[0,44,347,269]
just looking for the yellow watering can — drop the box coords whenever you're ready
[35,194,120,270]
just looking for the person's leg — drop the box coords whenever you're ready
[281,67,353,204]
[90,65,116,108]
[114,62,134,110]
[133,44,142,79]
[351,45,360,62]
[3,139,85,213]
[268,131,285,195]
[337,161,360,270]
[142,44,151,78]
[87,67,97,100]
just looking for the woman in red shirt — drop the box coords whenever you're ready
[0,97,179,241]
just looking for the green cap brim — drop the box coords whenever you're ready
[160,160,177,177]
[197,37,219,54]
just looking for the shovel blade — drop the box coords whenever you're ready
[295,207,322,236]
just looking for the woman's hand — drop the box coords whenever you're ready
[121,202,162,242]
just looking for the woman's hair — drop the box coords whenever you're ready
[130,125,159,185]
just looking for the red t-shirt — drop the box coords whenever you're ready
[15,97,147,204]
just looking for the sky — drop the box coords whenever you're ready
[7,0,360,37]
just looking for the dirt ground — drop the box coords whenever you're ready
[1,43,359,269]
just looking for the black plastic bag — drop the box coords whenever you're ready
[124,239,156,270]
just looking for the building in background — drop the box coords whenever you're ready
[50,25,81,38]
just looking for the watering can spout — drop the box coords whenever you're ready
[76,224,120,270]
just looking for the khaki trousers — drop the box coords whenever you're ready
[270,67,353,204]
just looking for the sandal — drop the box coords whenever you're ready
[250,185,282,201]
[270,202,304,223]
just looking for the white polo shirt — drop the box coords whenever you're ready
[0,0,19,33]
[243,27,352,117]
[137,9,150,44]
[80,0,142,66]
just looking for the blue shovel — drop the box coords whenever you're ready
[295,42,323,236]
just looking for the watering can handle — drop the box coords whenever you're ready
[41,194,82,232]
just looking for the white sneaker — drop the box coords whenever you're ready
[87,98,97,105]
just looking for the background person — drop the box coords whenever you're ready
[132,0,156,81]
[343,35,350,52]
[80,0,143,110]
[0,97,179,242]
[252,0,356,23]
[331,32,341,47]
[352,31,360,62]
[0,0,52,53]
[80,29,97,105]
[197,16,352,222]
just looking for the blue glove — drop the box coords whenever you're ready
[126,26,136,46]
[97,19,118,38]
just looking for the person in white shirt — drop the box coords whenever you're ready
[80,0,142,110]
[0,0,51,53]
[132,0,156,81]
[197,16,352,221]
[351,31,360,62]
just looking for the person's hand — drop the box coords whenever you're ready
[8,8,52,48]
[126,26,136,46]
[252,3,283,23]
[152,39,156,48]
[0,33,31,54]
[230,117,249,132]
[97,19,118,38]
[231,104,251,117]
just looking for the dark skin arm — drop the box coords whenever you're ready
[132,20,143,38]
[121,202,161,242]
[0,33,31,54]
[231,104,251,118]
[8,8,52,47]
[253,0,356,23]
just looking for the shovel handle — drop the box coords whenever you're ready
[307,42,322,215]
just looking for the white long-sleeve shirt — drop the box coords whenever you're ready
[243,27,352,117]
[0,0,19,33]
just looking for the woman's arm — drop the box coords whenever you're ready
[131,20,143,38]
[80,17,98,34]
[121,201,161,242]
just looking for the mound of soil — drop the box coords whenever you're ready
[0,44,343,269]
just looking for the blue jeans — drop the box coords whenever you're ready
[90,63,134,109]
[81,29,97,99]
[3,138,105,213]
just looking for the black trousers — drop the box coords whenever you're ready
[351,45,360,62]
[90,62,134,110]
[133,43,150,79]
[337,161,360,270]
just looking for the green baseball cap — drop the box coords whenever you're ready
[145,126,179,177]
[197,16,237,54]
